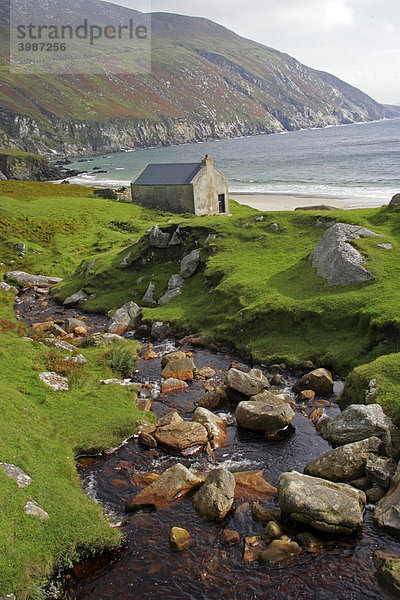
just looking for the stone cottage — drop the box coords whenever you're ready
[131,156,229,215]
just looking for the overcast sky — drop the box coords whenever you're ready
[103,0,400,104]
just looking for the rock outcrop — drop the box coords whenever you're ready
[309,223,381,286]
[4,271,62,287]
[107,302,141,333]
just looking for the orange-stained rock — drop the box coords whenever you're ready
[161,378,189,394]
[297,390,316,402]
[125,464,203,512]
[155,421,208,454]
[242,536,264,564]
[310,408,324,422]
[143,345,157,360]
[233,471,277,502]
[74,326,87,335]
[196,366,216,379]
[161,357,196,381]
[32,321,55,332]
[129,472,160,489]
[221,529,241,547]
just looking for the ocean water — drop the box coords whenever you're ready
[66,118,400,207]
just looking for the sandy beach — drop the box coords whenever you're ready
[230,193,358,212]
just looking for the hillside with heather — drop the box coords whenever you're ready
[0,0,399,156]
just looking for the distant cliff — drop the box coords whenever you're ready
[0,1,398,157]
[0,149,71,181]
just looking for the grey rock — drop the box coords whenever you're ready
[367,486,386,503]
[225,368,269,397]
[100,378,136,387]
[309,223,381,286]
[151,321,171,339]
[142,282,156,305]
[149,225,171,248]
[193,468,235,520]
[15,242,25,252]
[169,228,182,246]
[278,471,366,535]
[85,259,96,278]
[374,462,400,534]
[0,282,18,294]
[45,338,76,352]
[180,249,200,278]
[85,332,126,346]
[64,354,87,364]
[39,372,69,391]
[366,455,397,489]
[192,407,227,449]
[0,463,32,488]
[158,288,181,305]
[205,234,217,242]
[23,500,49,522]
[107,302,141,333]
[65,318,87,333]
[50,323,67,337]
[270,223,279,231]
[4,271,62,287]
[365,378,378,403]
[63,289,89,307]
[0,170,7,180]
[304,437,382,482]
[321,404,395,445]
[377,243,393,250]
[168,274,185,290]
[236,397,295,433]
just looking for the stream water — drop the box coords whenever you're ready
[15,289,400,600]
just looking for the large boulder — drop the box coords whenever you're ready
[107,302,141,333]
[304,437,382,482]
[125,464,203,512]
[161,356,196,381]
[293,368,334,395]
[374,462,400,534]
[154,421,208,455]
[161,351,187,368]
[373,550,400,597]
[225,368,269,398]
[278,471,366,535]
[4,271,62,287]
[236,397,295,433]
[192,407,227,449]
[149,225,171,248]
[193,468,235,520]
[180,250,200,278]
[309,223,380,286]
[321,404,395,445]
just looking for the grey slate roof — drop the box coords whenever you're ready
[133,163,202,185]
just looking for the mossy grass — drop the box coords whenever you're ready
[0,289,152,598]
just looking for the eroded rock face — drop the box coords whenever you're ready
[309,223,381,286]
[154,421,208,454]
[304,437,382,482]
[321,404,395,445]
[193,468,235,520]
[374,463,400,534]
[107,302,141,333]
[226,368,269,398]
[236,398,295,433]
[192,407,227,449]
[278,471,366,535]
[125,464,203,512]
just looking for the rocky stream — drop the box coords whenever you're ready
[12,281,400,600]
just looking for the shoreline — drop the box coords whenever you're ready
[230,193,388,211]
